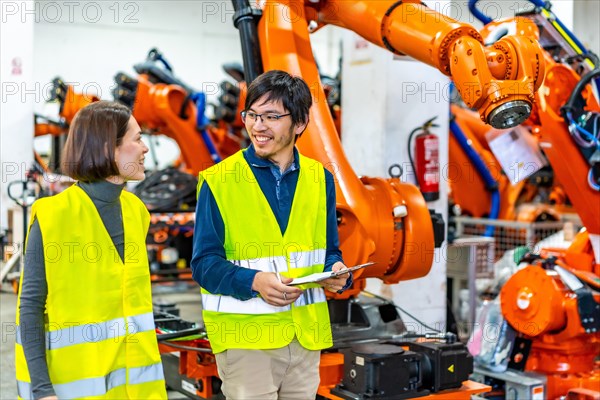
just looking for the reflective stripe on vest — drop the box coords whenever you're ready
[199,150,332,353]
[202,287,326,313]
[289,249,326,270]
[17,362,164,399]
[16,312,155,350]
[229,250,325,273]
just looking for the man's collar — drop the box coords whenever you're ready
[245,144,299,170]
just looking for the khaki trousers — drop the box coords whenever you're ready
[215,338,321,400]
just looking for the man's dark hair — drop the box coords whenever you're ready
[244,70,312,126]
[61,101,132,182]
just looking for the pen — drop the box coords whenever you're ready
[272,260,282,283]
[272,260,288,301]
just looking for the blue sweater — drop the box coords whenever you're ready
[191,145,346,299]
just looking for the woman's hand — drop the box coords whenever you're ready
[39,396,58,400]
[320,262,349,293]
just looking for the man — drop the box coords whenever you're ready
[191,70,351,399]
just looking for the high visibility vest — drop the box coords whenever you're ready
[199,150,333,354]
[15,185,167,400]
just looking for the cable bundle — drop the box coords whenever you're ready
[134,167,198,212]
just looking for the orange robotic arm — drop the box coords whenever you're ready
[113,72,245,176]
[307,0,545,129]
[49,77,100,124]
[33,79,99,173]
[34,121,66,137]
[114,73,217,176]
[500,255,600,398]
[449,104,527,220]
[255,0,435,294]
[251,0,545,293]
[480,17,600,236]
[473,12,600,399]
[34,78,99,138]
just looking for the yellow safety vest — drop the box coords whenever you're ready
[199,150,333,354]
[15,185,167,400]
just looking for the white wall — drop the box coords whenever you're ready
[1,0,35,243]
[448,0,598,55]
[573,0,600,54]
[2,0,344,241]
[30,0,342,168]
[340,0,452,329]
[31,0,341,109]
[31,0,245,168]
[448,0,573,28]
[32,1,238,106]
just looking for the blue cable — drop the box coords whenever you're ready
[450,119,500,236]
[523,0,545,6]
[468,0,590,56]
[565,111,600,191]
[468,0,492,25]
[489,190,501,232]
[189,92,222,163]
[566,111,600,149]
[588,170,600,191]
[575,125,600,149]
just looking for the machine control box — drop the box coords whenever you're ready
[406,341,473,392]
[332,341,474,399]
[332,344,429,399]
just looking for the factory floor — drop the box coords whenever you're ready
[0,282,204,399]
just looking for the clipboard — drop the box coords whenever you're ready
[287,262,376,285]
[330,262,375,277]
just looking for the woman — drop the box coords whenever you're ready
[16,101,167,399]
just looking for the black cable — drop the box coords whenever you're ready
[34,114,68,128]
[179,93,193,120]
[407,126,422,188]
[363,291,442,333]
[565,52,600,69]
[394,305,442,333]
[134,167,198,211]
[561,67,600,121]
[407,117,439,188]
[158,340,213,353]
[232,0,264,84]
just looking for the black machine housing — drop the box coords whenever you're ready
[332,341,473,400]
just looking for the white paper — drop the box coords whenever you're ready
[486,126,547,185]
[287,271,335,285]
[287,262,375,286]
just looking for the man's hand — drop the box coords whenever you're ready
[39,397,58,400]
[320,261,349,293]
[252,272,303,306]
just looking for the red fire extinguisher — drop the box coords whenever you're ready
[408,117,440,201]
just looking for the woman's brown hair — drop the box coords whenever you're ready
[61,101,131,182]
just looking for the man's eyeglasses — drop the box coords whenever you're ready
[241,110,291,124]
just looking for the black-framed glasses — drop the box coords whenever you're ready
[241,110,291,124]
